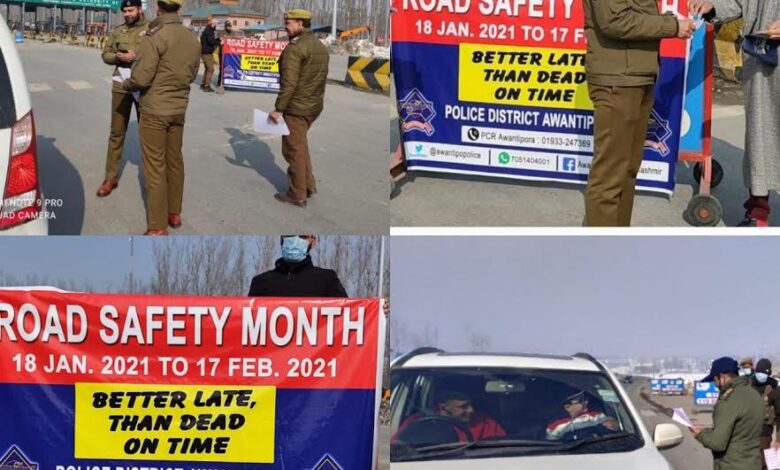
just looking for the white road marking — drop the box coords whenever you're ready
[27,82,52,92]
[65,80,93,90]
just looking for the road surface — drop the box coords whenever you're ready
[16,40,389,234]
[625,378,714,470]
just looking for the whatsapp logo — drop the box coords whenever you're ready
[498,152,511,165]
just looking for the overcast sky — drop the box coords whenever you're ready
[391,236,779,359]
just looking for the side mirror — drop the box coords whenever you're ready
[654,423,684,450]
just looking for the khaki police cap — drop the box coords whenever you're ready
[159,0,183,6]
[284,9,312,20]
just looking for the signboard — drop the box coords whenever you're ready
[221,38,286,92]
[391,0,689,194]
[651,378,685,395]
[0,290,385,470]
[4,0,121,9]
[694,381,719,406]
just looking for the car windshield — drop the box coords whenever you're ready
[0,43,16,129]
[390,367,643,462]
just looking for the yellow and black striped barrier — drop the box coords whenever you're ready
[344,56,390,94]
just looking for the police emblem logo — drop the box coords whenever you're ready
[0,445,37,470]
[644,109,673,158]
[309,454,343,470]
[398,88,437,137]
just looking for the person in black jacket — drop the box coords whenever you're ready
[751,358,780,469]
[199,18,219,92]
[248,235,348,297]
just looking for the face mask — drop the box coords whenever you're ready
[756,373,769,384]
[739,368,753,377]
[281,236,309,263]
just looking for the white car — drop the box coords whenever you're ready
[390,349,683,469]
[0,15,48,235]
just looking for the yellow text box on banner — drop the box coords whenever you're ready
[240,54,279,73]
[459,44,593,111]
[75,383,276,463]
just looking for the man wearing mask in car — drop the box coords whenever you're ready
[247,235,348,297]
[392,390,507,443]
[546,391,619,440]
[750,358,780,470]
[691,356,764,470]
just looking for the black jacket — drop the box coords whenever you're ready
[751,376,780,437]
[247,256,348,297]
[200,26,218,54]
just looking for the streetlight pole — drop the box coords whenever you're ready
[331,0,337,40]
[129,236,135,293]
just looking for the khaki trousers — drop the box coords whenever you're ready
[139,113,186,231]
[201,53,215,88]
[282,113,319,200]
[585,84,655,227]
[104,91,139,180]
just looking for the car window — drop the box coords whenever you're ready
[390,367,643,462]
[0,48,16,128]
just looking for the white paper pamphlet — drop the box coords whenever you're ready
[113,67,140,102]
[765,448,780,470]
[672,407,693,428]
[253,109,290,136]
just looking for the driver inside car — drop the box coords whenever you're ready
[392,390,507,443]
[546,391,619,440]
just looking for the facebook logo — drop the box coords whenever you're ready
[561,157,577,172]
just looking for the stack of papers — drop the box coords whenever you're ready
[671,407,693,427]
[765,448,780,470]
[253,109,290,136]
[112,68,140,102]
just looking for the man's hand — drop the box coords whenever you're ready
[115,51,136,64]
[688,0,714,16]
[689,425,704,439]
[757,19,780,39]
[676,18,696,39]
[268,111,283,124]
[382,297,390,316]
[603,417,619,431]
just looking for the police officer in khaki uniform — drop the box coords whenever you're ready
[216,21,240,94]
[582,0,695,226]
[97,0,148,198]
[121,0,200,235]
[268,9,329,208]
[691,357,765,470]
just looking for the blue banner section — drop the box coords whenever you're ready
[221,54,280,93]
[0,385,374,470]
[393,41,686,194]
[680,26,706,153]
[650,378,685,394]
[693,381,719,406]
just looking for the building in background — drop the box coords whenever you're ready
[181,0,265,32]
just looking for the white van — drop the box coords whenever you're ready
[0,15,48,235]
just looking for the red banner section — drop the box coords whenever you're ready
[392,0,586,48]
[391,0,688,55]
[0,291,381,389]
[222,38,286,56]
